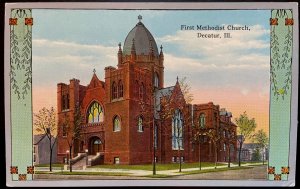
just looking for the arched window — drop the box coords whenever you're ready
[118,80,123,98]
[138,116,143,132]
[139,82,145,101]
[199,113,206,128]
[87,102,104,123]
[154,72,159,88]
[94,139,101,145]
[62,93,70,110]
[172,109,184,150]
[112,82,118,100]
[113,116,121,132]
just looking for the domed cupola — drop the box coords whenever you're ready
[123,15,159,57]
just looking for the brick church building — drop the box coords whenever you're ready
[56,16,237,165]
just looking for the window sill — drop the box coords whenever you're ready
[111,97,124,102]
[113,130,121,132]
[62,109,70,112]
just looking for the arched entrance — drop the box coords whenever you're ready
[89,136,103,155]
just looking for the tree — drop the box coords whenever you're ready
[226,132,237,168]
[206,128,222,169]
[192,126,207,170]
[172,109,184,172]
[62,103,83,172]
[253,129,268,165]
[34,107,57,172]
[140,86,179,175]
[139,77,191,174]
[139,87,162,175]
[235,112,257,166]
[251,147,262,161]
[179,76,193,104]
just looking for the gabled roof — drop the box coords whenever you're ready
[34,134,46,145]
[243,143,261,150]
[33,134,56,145]
[87,73,104,89]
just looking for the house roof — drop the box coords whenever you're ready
[34,134,46,145]
[33,134,56,145]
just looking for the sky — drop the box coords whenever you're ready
[32,9,270,135]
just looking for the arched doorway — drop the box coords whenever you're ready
[89,136,103,155]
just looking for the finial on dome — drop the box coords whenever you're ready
[160,45,163,51]
[138,15,142,22]
[93,68,96,74]
[176,76,179,83]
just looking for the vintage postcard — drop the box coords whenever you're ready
[5,2,298,187]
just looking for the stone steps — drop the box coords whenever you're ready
[72,155,95,169]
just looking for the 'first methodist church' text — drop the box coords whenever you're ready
[180,24,250,39]
[181,24,250,31]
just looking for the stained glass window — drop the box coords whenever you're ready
[138,116,143,132]
[199,113,206,128]
[172,109,184,150]
[113,116,121,132]
[87,102,104,123]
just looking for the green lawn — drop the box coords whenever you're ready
[54,171,130,176]
[35,171,130,176]
[232,161,266,166]
[35,163,65,167]
[179,166,253,175]
[90,162,224,171]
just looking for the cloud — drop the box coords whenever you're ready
[158,24,269,57]
[32,39,117,87]
[158,25,270,99]
[163,53,269,73]
[241,88,250,96]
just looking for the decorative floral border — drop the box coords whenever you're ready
[270,9,293,100]
[10,9,33,100]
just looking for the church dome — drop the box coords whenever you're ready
[123,16,159,57]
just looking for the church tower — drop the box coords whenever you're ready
[104,15,164,164]
[121,15,164,89]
